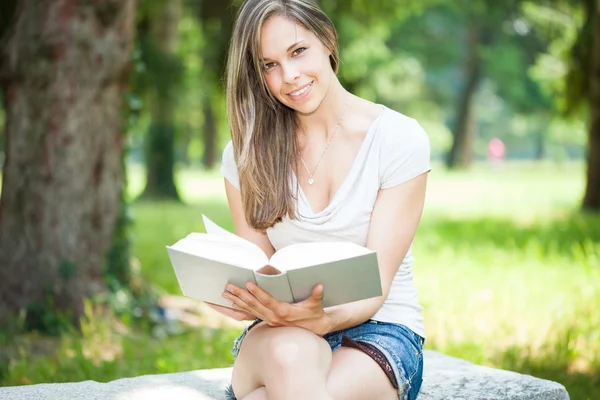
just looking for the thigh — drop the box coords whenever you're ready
[327,346,398,400]
[324,321,425,400]
[231,322,333,399]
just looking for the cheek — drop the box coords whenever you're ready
[264,73,282,97]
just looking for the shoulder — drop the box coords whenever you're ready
[377,107,429,154]
[220,140,240,190]
[379,107,427,140]
[348,98,425,142]
[223,140,235,161]
[376,106,431,189]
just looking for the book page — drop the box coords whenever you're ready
[171,233,267,269]
[269,242,373,270]
[202,215,267,260]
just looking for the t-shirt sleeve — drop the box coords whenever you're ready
[379,117,431,190]
[220,140,240,190]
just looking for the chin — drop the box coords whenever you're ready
[288,96,324,116]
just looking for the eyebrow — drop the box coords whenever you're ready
[261,40,307,62]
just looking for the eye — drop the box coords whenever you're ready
[263,62,277,71]
[292,47,307,56]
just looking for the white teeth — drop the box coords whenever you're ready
[291,83,311,96]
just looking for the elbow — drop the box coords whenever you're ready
[368,285,391,316]
[364,295,386,321]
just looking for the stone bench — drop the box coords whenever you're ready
[0,351,569,399]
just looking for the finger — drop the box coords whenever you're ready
[310,283,324,302]
[222,290,263,318]
[225,284,269,318]
[245,282,277,308]
[243,282,293,323]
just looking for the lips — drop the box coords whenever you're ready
[286,81,313,100]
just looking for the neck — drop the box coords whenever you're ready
[296,79,349,142]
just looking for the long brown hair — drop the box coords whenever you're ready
[225,0,339,230]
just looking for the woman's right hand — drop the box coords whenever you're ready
[205,301,256,321]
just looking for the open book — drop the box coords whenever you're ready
[165,216,382,308]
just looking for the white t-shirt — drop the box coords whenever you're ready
[220,105,431,338]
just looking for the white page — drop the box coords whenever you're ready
[170,233,267,269]
[270,242,373,270]
[202,215,267,260]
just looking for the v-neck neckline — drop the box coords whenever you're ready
[294,105,386,216]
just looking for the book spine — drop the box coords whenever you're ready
[253,270,294,303]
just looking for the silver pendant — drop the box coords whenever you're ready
[308,177,315,185]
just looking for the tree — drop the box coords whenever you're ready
[444,0,526,168]
[527,0,600,211]
[137,0,183,200]
[0,0,136,329]
[388,1,556,166]
[565,0,600,211]
[193,0,237,169]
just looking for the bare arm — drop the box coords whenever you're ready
[322,172,428,332]
[221,172,429,335]
[204,302,256,321]
[225,179,276,258]
[206,179,276,321]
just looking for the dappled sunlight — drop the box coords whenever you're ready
[1,0,597,398]
[3,165,597,398]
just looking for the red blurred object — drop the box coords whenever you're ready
[487,138,506,166]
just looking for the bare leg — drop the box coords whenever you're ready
[231,324,334,400]
[327,347,398,400]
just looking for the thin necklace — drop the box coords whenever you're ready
[298,95,350,185]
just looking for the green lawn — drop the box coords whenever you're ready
[2,160,599,399]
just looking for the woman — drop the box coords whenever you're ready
[212,0,431,399]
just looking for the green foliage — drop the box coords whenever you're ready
[523,1,589,116]
[1,300,239,385]
[118,0,591,168]
[101,62,142,292]
[58,260,77,279]
[2,164,599,399]
[104,206,134,290]
[23,299,76,337]
[564,0,596,115]
[134,1,184,99]
[136,35,184,101]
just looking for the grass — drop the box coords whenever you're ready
[1,160,599,400]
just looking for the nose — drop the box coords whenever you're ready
[282,63,300,84]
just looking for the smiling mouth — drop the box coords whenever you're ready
[287,81,313,96]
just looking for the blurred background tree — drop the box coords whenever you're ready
[136,0,183,201]
[0,0,598,398]
[0,0,136,331]
[563,0,599,210]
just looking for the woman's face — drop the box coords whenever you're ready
[259,15,334,114]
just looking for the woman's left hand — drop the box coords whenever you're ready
[222,282,332,336]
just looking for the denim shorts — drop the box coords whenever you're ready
[225,319,425,400]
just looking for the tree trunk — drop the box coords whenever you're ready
[447,25,482,169]
[202,99,217,169]
[196,1,235,170]
[534,127,545,160]
[0,0,136,329]
[583,0,600,211]
[140,0,181,200]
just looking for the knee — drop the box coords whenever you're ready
[263,326,331,370]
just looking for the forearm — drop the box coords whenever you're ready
[322,295,385,333]
[205,302,256,321]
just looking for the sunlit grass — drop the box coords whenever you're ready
[2,160,599,399]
